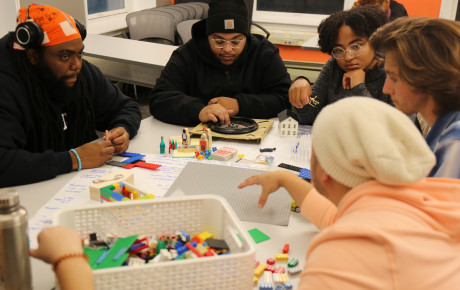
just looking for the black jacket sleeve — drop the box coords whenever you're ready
[292,58,333,125]
[0,82,73,187]
[83,60,141,139]
[0,60,141,187]
[235,41,291,119]
[149,48,208,126]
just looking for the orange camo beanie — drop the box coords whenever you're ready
[15,4,82,49]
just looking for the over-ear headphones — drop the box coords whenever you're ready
[15,6,86,49]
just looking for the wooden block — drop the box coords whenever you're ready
[89,170,134,201]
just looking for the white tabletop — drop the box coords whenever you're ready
[20,116,319,289]
[83,34,178,69]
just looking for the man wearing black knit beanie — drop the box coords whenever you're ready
[149,0,291,126]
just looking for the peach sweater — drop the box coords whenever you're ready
[298,178,460,289]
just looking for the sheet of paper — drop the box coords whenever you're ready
[28,154,263,248]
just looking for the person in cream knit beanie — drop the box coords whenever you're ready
[312,97,436,188]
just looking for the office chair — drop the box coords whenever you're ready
[122,10,176,98]
[175,3,197,19]
[177,19,200,44]
[125,10,176,45]
[251,22,270,39]
[182,2,204,19]
[191,2,209,18]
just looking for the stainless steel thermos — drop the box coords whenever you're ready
[0,188,32,290]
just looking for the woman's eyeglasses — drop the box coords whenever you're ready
[331,41,368,60]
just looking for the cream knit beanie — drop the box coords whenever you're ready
[312,97,436,188]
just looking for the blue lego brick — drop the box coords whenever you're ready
[111,192,126,201]
[118,152,142,157]
[259,282,274,290]
[121,154,146,164]
[299,168,311,180]
[283,281,293,290]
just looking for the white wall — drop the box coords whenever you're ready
[12,0,157,36]
[0,0,20,36]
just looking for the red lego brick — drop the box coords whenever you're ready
[135,162,161,170]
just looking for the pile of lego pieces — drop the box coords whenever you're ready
[83,230,231,270]
[254,243,302,290]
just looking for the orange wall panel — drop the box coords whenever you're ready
[277,0,443,62]
[399,0,442,17]
[278,45,330,63]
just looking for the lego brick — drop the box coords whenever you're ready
[205,238,229,251]
[287,266,302,275]
[277,163,302,172]
[89,170,134,201]
[298,168,311,181]
[248,228,271,243]
[106,160,129,167]
[118,152,142,158]
[123,163,136,169]
[287,258,299,268]
[135,161,161,170]
[122,155,146,164]
[274,254,289,261]
[254,264,267,277]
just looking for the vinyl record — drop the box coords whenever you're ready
[208,116,258,134]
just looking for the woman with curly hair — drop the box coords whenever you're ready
[289,6,392,125]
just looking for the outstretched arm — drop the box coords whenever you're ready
[238,170,314,208]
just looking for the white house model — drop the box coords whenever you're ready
[278,110,298,138]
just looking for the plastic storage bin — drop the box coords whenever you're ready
[54,195,255,289]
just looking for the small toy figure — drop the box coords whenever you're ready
[182,128,190,147]
[160,136,165,154]
[200,134,207,152]
[205,128,212,150]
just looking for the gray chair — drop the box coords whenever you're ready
[125,10,176,45]
[166,5,190,20]
[177,19,200,44]
[176,3,197,19]
[123,9,176,97]
[154,7,186,44]
[183,3,204,19]
[191,2,209,18]
[154,7,185,27]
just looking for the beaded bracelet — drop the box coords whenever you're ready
[52,252,88,272]
[69,149,82,171]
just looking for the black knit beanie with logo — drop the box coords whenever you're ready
[206,0,249,36]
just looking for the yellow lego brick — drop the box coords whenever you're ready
[254,263,266,277]
[280,273,288,283]
[275,254,289,261]
[199,231,213,241]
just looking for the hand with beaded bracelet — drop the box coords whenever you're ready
[30,226,94,290]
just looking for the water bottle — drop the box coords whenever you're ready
[0,188,32,290]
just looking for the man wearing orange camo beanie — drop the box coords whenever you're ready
[240,97,460,289]
[0,4,141,187]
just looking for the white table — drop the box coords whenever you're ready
[19,116,319,289]
[82,34,178,88]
